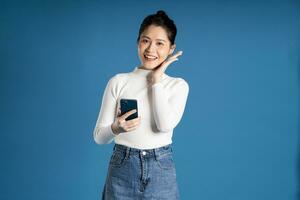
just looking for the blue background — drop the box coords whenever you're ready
[1,0,299,199]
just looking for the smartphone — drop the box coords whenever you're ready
[120,99,138,121]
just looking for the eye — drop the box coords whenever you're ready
[141,39,149,43]
[157,42,164,46]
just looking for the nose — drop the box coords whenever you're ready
[146,42,156,52]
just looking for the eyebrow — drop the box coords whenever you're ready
[141,36,167,42]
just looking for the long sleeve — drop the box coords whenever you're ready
[92,66,189,149]
[93,75,119,144]
[151,78,189,132]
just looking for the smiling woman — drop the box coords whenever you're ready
[93,10,189,200]
[138,25,176,70]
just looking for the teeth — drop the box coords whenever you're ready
[145,54,156,58]
[145,55,157,59]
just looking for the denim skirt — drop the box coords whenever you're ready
[101,143,180,200]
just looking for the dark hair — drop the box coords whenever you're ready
[137,10,177,45]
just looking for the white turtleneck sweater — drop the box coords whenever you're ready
[93,66,189,149]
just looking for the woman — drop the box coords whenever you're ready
[93,10,189,199]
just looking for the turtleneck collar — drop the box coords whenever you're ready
[133,66,166,77]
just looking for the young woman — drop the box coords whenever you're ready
[93,10,189,199]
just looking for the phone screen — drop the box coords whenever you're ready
[120,99,138,121]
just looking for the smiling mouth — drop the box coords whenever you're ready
[144,54,158,61]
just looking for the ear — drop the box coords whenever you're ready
[168,44,176,55]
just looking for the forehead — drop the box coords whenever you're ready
[141,25,169,41]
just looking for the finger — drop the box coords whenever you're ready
[117,108,121,117]
[124,116,140,124]
[166,57,179,63]
[121,117,140,128]
[126,116,141,123]
[125,123,138,130]
[170,53,182,61]
[118,118,126,127]
[169,51,183,60]
[175,50,183,57]
[120,109,137,120]
[124,117,141,131]
[158,58,179,72]
[125,117,141,126]
[160,52,181,68]
[125,126,138,132]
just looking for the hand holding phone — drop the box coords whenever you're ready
[120,99,138,121]
[111,99,141,135]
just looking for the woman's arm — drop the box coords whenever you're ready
[151,79,189,132]
[93,75,119,144]
[149,50,189,132]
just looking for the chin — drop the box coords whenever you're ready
[142,61,163,70]
[142,65,155,70]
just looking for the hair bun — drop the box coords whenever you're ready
[156,10,167,16]
[137,9,177,45]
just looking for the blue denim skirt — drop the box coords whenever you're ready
[102,143,180,199]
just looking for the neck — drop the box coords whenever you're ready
[133,66,152,76]
[137,66,153,71]
[133,65,167,77]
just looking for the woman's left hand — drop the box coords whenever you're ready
[148,51,183,85]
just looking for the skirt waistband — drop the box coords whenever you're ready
[113,143,173,159]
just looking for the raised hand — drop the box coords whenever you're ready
[148,51,183,85]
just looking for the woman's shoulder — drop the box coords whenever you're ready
[109,70,131,80]
[106,71,131,86]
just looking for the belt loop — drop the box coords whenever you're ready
[125,146,130,160]
[154,148,159,161]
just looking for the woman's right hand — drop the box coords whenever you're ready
[111,109,141,135]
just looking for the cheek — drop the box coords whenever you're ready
[158,49,169,60]
[138,45,144,55]
[139,44,147,55]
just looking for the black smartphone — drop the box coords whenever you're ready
[120,99,138,121]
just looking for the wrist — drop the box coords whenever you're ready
[151,78,162,86]
[111,123,120,135]
[148,73,163,85]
